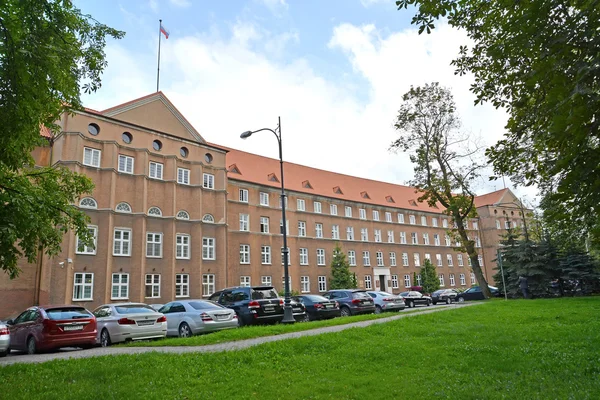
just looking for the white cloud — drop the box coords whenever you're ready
[359,0,395,8]
[148,0,159,13]
[169,0,191,8]
[255,0,288,16]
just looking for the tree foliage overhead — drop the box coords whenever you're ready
[396,0,600,244]
[0,0,124,278]
[329,243,356,289]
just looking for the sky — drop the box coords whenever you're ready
[75,0,536,203]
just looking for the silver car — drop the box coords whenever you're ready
[367,291,406,313]
[0,322,10,357]
[159,300,238,337]
[92,303,167,347]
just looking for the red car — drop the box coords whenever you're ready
[6,305,97,354]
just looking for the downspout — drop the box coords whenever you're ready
[35,135,54,305]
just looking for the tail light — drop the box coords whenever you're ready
[0,327,9,335]
[335,301,339,308]
[118,318,136,325]
[156,316,167,323]
[383,298,394,302]
[200,313,213,322]
[351,299,361,304]
[314,303,323,309]
[279,299,284,306]
[248,300,260,309]
[233,314,238,319]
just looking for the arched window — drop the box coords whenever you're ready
[116,202,132,213]
[202,214,214,223]
[148,207,162,217]
[176,210,190,220]
[79,197,97,209]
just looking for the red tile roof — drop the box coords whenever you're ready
[40,126,52,138]
[473,188,509,207]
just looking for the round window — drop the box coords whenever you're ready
[205,153,213,163]
[122,132,132,144]
[153,140,162,151]
[88,123,100,136]
[180,147,189,158]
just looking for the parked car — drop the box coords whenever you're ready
[431,289,458,305]
[6,305,97,354]
[292,295,341,321]
[455,285,500,302]
[322,289,376,316]
[159,300,238,337]
[149,304,164,311]
[92,303,167,347]
[0,322,10,357]
[367,291,406,313]
[399,291,432,308]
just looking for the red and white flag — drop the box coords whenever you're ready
[160,23,170,39]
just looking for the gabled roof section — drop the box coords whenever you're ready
[408,199,418,207]
[360,191,371,199]
[228,164,242,175]
[385,195,395,203]
[474,188,510,208]
[333,186,343,195]
[267,173,279,183]
[302,180,313,189]
[101,92,205,143]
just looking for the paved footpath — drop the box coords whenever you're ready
[0,302,482,366]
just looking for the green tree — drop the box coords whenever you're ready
[420,259,440,294]
[0,0,124,277]
[396,0,600,245]
[391,82,491,298]
[330,243,356,289]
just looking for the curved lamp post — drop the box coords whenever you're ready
[240,117,295,324]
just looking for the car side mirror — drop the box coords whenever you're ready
[6,319,14,325]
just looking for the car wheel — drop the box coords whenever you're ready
[0,349,8,357]
[301,313,310,323]
[408,301,414,308]
[178,322,192,338]
[426,300,431,306]
[26,337,37,355]
[458,297,465,303]
[446,298,452,305]
[375,305,382,314]
[236,313,245,327]
[340,306,351,317]
[100,329,111,347]
[432,301,437,305]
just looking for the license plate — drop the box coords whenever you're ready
[137,321,154,326]
[264,306,275,313]
[325,304,333,308]
[63,325,83,331]
[215,314,229,320]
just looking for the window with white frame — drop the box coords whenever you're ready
[239,189,248,203]
[432,218,438,227]
[359,208,366,220]
[505,220,512,229]
[281,276,292,291]
[398,213,405,223]
[240,244,250,264]
[468,257,472,267]
[373,210,380,221]
[404,274,411,288]
[332,225,340,239]
[279,219,289,235]
[148,206,162,217]
[301,276,310,293]
[400,232,407,244]
[175,234,190,259]
[113,228,131,256]
[259,192,269,206]
[449,274,456,286]
[442,218,448,228]
[239,214,249,231]
[118,155,134,174]
[145,274,160,298]
[387,230,394,243]
[361,228,369,242]
[281,247,291,266]
[178,210,191,220]
[76,225,97,255]
[411,232,418,245]
[423,233,430,245]
[478,255,484,266]
[262,276,272,286]
[364,275,372,289]
[464,220,469,229]
[439,274,445,287]
[203,173,214,189]
[297,199,306,211]
[447,254,454,267]
[374,229,382,242]
[425,253,431,262]
[421,216,427,226]
[346,226,354,240]
[316,249,326,266]
[391,275,399,289]
[362,251,371,266]
[73,272,94,300]
[260,217,270,233]
[434,234,440,246]
[315,223,323,238]
[330,204,338,215]
[402,252,409,266]
[460,273,466,286]
[409,215,416,225]
[495,219,501,230]
[279,196,288,209]
[177,168,190,185]
[436,254,443,267]
[83,147,101,167]
[314,201,322,213]
[202,237,215,260]
[345,206,352,217]
[176,274,189,297]
[473,221,479,230]
[261,246,271,264]
[385,212,392,222]
[348,250,356,266]
[445,235,451,246]
[457,254,464,266]
[149,161,163,179]
[414,253,421,267]
[470,272,476,284]
[116,202,132,213]
[298,221,306,237]
[79,197,97,209]
[390,252,397,266]
[111,273,128,300]
[240,276,251,287]
[299,248,308,265]
[202,274,215,296]
[318,276,327,292]
[146,232,162,258]
[476,236,481,247]
[376,251,384,266]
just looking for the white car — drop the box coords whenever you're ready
[159,300,238,337]
[92,303,167,347]
[0,322,10,357]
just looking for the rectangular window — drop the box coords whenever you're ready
[146,232,163,258]
[260,217,270,233]
[240,244,250,264]
[398,213,405,223]
[76,225,97,255]
[73,272,94,301]
[442,218,448,228]
[298,221,306,237]
[364,275,372,290]
[316,249,326,266]
[345,206,352,218]
[348,250,356,266]
[432,218,438,227]
[281,247,291,266]
[439,274,445,287]
[359,208,366,220]
[423,233,430,245]
[361,228,368,242]
[447,254,454,266]
[318,276,327,292]
[259,192,269,206]
[400,232,407,244]
[445,235,451,246]
[297,199,306,211]
[299,248,308,265]
[473,221,479,230]
[373,210,380,221]
[421,216,427,226]
[404,274,411,288]
[315,223,323,238]
[113,228,132,256]
[314,201,322,213]
[175,234,190,259]
[385,212,392,222]
[475,236,481,248]
[470,272,476,284]
[261,246,272,264]
[387,231,394,243]
[239,214,249,231]
[409,215,416,225]
[362,251,371,266]
[262,276,272,286]
[374,229,382,243]
[111,273,128,300]
[425,253,431,262]
[376,251,384,266]
[460,273,466,286]
[505,220,511,229]
[414,253,421,267]
[118,155,134,174]
[346,227,354,240]
[145,274,160,298]
[330,204,338,215]
[449,274,456,286]
[175,274,189,297]
[202,274,215,296]
[434,234,440,246]
[416,274,422,286]
[402,252,409,266]
[281,276,292,292]
[411,232,418,245]
[149,161,163,179]
[240,276,251,287]
[436,254,443,267]
[239,189,248,203]
[457,254,464,266]
[468,257,472,267]
[390,252,397,266]
[83,147,101,167]
[202,237,215,260]
[279,197,288,209]
[478,255,484,266]
[332,225,340,240]
[464,220,469,229]
[177,168,190,185]
[391,275,399,289]
[301,276,310,293]
[203,173,215,189]
[280,220,290,235]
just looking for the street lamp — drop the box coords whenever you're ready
[240,116,295,324]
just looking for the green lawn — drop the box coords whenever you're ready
[1,298,599,399]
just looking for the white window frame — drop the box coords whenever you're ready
[260,217,270,233]
[145,274,161,298]
[299,248,309,265]
[346,227,354,241]
[330,204,338,215]
[318,276,327,292]
[478,255,484,266]
[390,252,397,266]
[297,199,306,211]
[261,245,272,265]
[259,192,269,206]
[202,274,215,296]
[348,250,356,266]
[239,214,250,232]
[432,218,438,227]
[175,274,189,297]
[411,232,418,245]
[149,161,163,180]
[374,229,382,243]
[177,168,190,185]
[471,273,476,284]
[240,244,250,264]
[175,234,190,259]
[373,210,380,221]
[387,231,394,243]
[447,254,454,266]
[345,206,352,218]
[332,225,340,240]
[414,253,421,267]
[111,273,129,300]
[262,276,272,286]
[146,232,163,258]
[73,272,94,301]
[391,275,399,289]
[409,215,416,225]
[362,251,371,266]
[364,275,372,290]
[439,274,445,287]
[361,228,369,242]
[445,235,451,246]
[423,233,430,245]
[314,201,322,213]
[116,202,132,213]
[434,234,440,246]
[449,274,456,287]
[113,228,132,256]
[398,213,405,223]
[404,274,411,288]
[359,208,366,220]
[421,216,427,226]
[417,274,422,286]
[76,225,97,255]
[376,251,384,266]
[239,188,249,203]
[240,276,251,287]
[280,219,290,235]
[400,232,407,244]
[203,173,215,189]
[316,249,326,266]
[298,221,306,237]
[457,254,464,266]
[118,154,134,174]
[460,273,466,286]
[442,218,448,228]
[83,147,101,167]
[301,276,310,293]
[202,237,215,260]
[402,253,409,266]
[473,221,479,230]
[385,212,392,223]
[315,223,323,238]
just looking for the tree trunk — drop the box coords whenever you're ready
[457,219,492,299]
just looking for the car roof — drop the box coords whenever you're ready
[99,303,150,307]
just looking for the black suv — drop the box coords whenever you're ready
[209,286,306,326]
[322,289,375,316]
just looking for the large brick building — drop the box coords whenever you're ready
[0,92,526,319]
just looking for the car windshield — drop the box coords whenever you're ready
[433,290,443,295]
[251,288,279,300]
[302,295,328,302]
[46,307,91,320]
[115,305,155,314]
[399,292,409,296]
[379,292,394,297]
[352,291,370,299]
[189,301,224,310]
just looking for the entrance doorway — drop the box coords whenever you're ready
[379,275,387,292]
